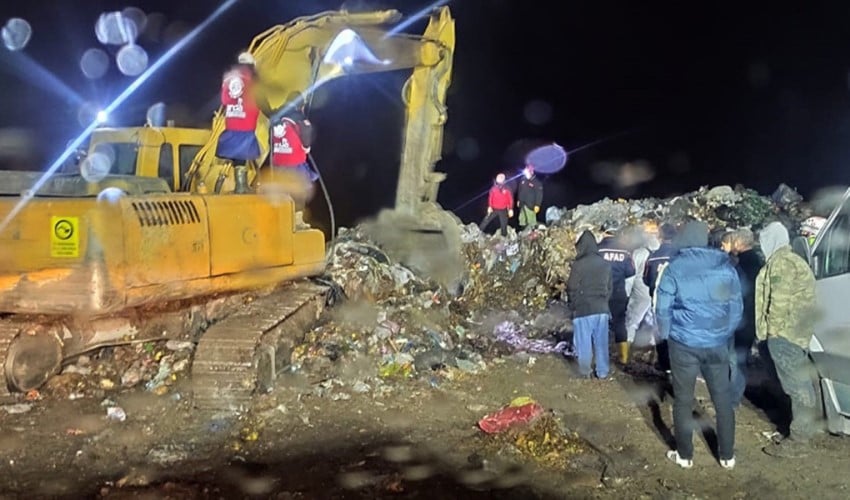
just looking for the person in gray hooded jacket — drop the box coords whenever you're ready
[756,221,819,459]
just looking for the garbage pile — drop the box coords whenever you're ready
[304,183,810,393]
[42,340,195,400]
[476,397,586,469]
[550,184,810,232]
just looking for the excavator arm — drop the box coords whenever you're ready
[185,7,462,288]
[185,8,455,205]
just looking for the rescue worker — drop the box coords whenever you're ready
[656,221,742,470]
[720,229,765,408]
[270,92,316,182]
[516,164,543,229]
[567,230,613,379]
[644,223,677,372]
[479,173,514,237]
[215,51,268,193]
[598,223,636,365]
[756,222,820,459]
[625,225,660,359]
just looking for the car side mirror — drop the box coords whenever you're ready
[791,236,813,266]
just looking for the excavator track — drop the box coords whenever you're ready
[191,281,328,412]
[0,318,20,402]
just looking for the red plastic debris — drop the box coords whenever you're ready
[477,402,544,434]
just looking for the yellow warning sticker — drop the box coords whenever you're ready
[50,216,79,258]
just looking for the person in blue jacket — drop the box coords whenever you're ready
[656,220,743,471]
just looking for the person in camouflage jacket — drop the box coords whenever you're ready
[755,221,820,459]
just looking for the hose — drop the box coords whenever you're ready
[307,154,336,246]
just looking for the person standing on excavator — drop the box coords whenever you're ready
[270,92,316,183]
[598,222,636,365]
[516,164,543,230]
[479,173,514,237]
[215,51,268,193]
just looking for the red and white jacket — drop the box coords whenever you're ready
[271,117,310,167]
[220,66,260,132]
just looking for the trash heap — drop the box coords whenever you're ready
[549,184,810,231]
[41,340,195,400]
[476,397,586,470]
[304,183,810,394]
[12,183,811,402]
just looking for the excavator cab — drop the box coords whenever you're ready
[85,127,211,192]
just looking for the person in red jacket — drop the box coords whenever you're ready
[479,173,514,237]
[215,52,268,193]
[270,92,316,182]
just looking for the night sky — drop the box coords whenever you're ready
[2,1,850,228]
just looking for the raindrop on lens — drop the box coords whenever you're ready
[80,48,110,79]
[116,44,148,76]
[80,152,112,183]
[121,7,147,34]
[523,100,553,126]
[95,11,138,45]
[146,102,166,126]
[2,18,32,51]
[97,187,125,204]
[456,137,480,161]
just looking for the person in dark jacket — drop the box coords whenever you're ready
[644,223,678,372]
[567,231,613,379]
[516,164,543,229]
[656,221,743,470]
[598,224,636,365]
[479,173,514,237]
[721,229,765,408]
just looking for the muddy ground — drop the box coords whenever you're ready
[1,352,849,500]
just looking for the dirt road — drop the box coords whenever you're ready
[1,353,849,499]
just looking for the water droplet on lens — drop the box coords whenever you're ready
[80,152,112,183]
[116,44,148,76]
[2,18,32,51]
[80,48,110,79]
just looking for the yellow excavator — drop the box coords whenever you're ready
[0,7,457,409]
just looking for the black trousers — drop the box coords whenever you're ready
[480,209,509,236]
[609,295,628,343]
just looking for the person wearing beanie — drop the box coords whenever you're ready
[656,221,743,470]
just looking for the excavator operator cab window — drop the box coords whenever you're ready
[178,145,202,186]
[157,144,175,190]
[108,143,139,176]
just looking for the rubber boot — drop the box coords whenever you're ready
[233,165,249,194]
[617,342,630,365]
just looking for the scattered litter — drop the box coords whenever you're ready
[106,406,127,422]
[0,404,32,414]
[478,397,544,434]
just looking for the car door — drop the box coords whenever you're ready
[809,189,850,413]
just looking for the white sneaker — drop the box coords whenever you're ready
[720,457,735,470]
[666,450,693,469]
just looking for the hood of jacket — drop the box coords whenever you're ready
[759,222,790,260]
[575,230,599,259]
[676,246,733,270]
[674,221,709,249]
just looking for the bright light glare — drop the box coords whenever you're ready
[0,0,239,236]
[96,110,108,123]
[322,28,385,69]
[383,0,451,38]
